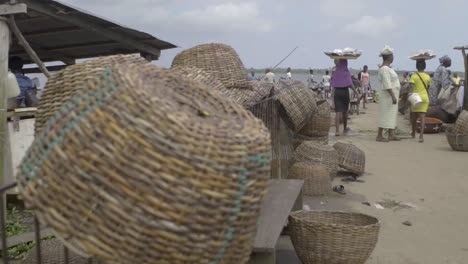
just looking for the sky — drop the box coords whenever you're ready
[60,0,468,72]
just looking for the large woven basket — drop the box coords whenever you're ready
[293,142,338,179]
[289,211,380,264]
[454,110,468,134]
[171,43,250,89]
[446,126,468,152]
[22,239,89,264]
[333,142,366,176]
[277,79,317,132]
[35,54,149,136]
[288,162,331,196]
[172,66,271,108]
[17,64,271,264]
[298,100,331,138]
[292,134,329,150]
[222,81,273,108]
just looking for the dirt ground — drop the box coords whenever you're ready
[277,102,468,264]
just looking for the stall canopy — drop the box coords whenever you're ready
[4,0,177,73]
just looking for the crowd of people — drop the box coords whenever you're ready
[253,45,463,144]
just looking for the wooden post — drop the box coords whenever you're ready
[462,48,468,111]
[0,19,10,186]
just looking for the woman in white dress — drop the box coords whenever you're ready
[377,45,401,142]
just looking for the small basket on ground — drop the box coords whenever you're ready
[333,142,366,176]
[293,142,338,179]
[417,117,443,134]
[171,43,250,89]
[298,100,331,138]
[454,110,468,134]
[446,126,468,152]
[277,80,317,132]
[288,162,331,196]
[289,210,380,264]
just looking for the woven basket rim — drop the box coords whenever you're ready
[290,210,380,228]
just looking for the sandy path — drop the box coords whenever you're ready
[277,102,468,264]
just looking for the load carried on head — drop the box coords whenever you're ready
[325,47,362,60]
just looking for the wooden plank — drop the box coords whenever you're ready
[253,179,303,252]
[0,3,27,16]
[2,228,53,248]
[249,251,276,264]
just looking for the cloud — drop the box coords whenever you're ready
[344,16,399,38]
[174,2,272,33]
[319,0,371,19]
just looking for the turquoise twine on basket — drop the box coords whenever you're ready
[210,153,271,264]
[21,68,121,181]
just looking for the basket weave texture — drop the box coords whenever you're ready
[289,211,380,264]
[293,142,338,179]
[288,162,331,196]
[333,142,366,176]
[454,110,468,134]
[171,43,250,89]
[292,134,329,150]
[18,63,271,264]
[172,66,271,108]
[446,126,468,152]
[277,79,317,132]
[35,54,149,136]
[298,100,331,137]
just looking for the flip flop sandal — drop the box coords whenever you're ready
[419,138,424,143]
[389,137,401,141]
[376,138,389,142]
[342,176,365,183]
[332,185,346,195]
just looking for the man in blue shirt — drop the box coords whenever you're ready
[9,56,35,107]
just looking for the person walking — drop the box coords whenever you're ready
[322,70,331,98]
[409,60,431,143]
[331,59,358,136]
[376,45,401,142]
[358,65,371,109]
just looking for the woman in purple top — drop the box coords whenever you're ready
[331,59,358,136]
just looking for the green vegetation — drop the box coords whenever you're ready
[2,207,35,260]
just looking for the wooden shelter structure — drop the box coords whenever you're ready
[454,46,468,110]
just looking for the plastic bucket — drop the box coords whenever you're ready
[408,93,423,107]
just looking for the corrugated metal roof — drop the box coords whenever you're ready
[4,0,176,64]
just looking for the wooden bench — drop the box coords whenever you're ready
[249,179,303,264]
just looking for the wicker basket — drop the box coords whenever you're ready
[288,162,331,196]
[333,142,366,176]
[293,142,338,179]
[289,211,380,264]
[454,110,468,134]
[298,100,331,137]
[416,117,443,134]
[35,54,149,136]
[171,43,250,89]
[277,80,317,132]
[17,64,271,264]
[22,239,89,264]
[222,81,273,108]
[446,126,468,152]
[171,65,226,92]
[292,134,329,150]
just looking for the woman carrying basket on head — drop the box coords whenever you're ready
[331,59,359,136]
[409,60,431,143]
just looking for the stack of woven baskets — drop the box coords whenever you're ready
[446,110,468,151]
[293,141,339,179]
[171,43,272,108]
[18,56,272,264]
[295,100,331,147]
